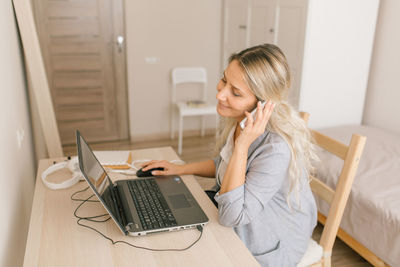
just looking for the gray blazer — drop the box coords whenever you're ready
[213,130,317,267]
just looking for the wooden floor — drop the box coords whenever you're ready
[63,134,372,267]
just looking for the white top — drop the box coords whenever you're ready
[216,127,235,187]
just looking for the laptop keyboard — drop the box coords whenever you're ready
[128,179,178,230]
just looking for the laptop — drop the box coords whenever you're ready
[76,130,209,236]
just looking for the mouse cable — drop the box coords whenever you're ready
[71,187,204,252]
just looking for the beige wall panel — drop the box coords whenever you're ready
[363,0,400,134]
[125,0,222,139]
[48,0,97,9]
[0,1,36,266]
[51,55,102,71]
[50,43,101,54]
[48,6,98,17]
[48,19,99,36]
[53,72,103,89]
[55,89,104,105]
[56,104,104,121]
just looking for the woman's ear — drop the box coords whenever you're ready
[246,103,257,113]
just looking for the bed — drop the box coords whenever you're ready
[314,124,400,266]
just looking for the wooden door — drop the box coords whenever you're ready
[32,0,129,145]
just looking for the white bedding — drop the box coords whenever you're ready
[313,125,400,266]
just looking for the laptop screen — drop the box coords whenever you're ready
[76,131,126,234]
[78,134,111,196]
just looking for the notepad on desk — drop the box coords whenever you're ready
[93,150,132,169]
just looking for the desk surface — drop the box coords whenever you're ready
[23,147,259,267]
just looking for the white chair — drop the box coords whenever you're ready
[170,67,218,155]
[297,112,366,267]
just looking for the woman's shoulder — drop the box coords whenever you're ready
[247,131,291,176]
[262,131,290,154]
[249,131,291,163]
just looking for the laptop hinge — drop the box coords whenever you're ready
[111,184,130,234]
[113,184,137,233]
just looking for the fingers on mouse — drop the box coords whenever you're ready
[136,167,164,177]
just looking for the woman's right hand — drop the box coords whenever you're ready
[140,160,185,176]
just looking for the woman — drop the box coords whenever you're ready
[142,44,318,266]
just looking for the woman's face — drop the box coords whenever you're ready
[216,60,258,122]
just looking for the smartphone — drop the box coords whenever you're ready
[239,101,266,129]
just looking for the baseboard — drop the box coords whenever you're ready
[131,128,217,143]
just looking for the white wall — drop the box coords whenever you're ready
[299,0,379,129]
[125,0,222,140]
[0,1,36,266]
[363,0,400,134]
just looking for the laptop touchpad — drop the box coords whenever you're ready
[168,194,191,209]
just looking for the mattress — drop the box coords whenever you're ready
[313,125,400,266]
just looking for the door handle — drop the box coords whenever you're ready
[116,35,124,52]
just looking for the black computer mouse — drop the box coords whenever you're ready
[136,167,164,177]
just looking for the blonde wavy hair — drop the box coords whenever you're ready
[215,44,318,204]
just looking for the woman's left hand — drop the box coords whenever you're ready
[236,100,275,149]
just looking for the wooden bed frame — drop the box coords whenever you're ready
[318,212,389,266]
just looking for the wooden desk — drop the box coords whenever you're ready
[23,147,259,267]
